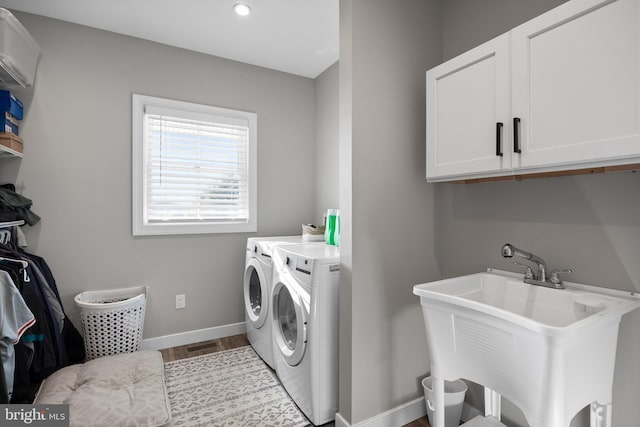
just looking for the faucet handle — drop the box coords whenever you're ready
[550,268,572,285]
[513,261,534,280]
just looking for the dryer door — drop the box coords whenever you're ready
[244,258,269,328]
[272,279,307,366]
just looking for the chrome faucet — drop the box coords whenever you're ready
[501,243,570,289]
[501,243,548,281]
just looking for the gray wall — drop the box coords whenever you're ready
[442,0,570,60]
[0,12,316,339]
[339,0,443,423]
[314,61,340,225]
[440,0,640,426]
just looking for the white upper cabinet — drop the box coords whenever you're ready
[426,0,640,182]
[426,35,510,180]
[512,0,640,170]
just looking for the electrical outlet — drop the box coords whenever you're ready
[175,294,186,309]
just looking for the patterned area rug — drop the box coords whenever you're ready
[164,346,309,427]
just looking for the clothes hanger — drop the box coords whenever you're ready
[0,221,25,245]
[0,257,30,282]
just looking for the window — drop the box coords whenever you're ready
[132,94,257,236]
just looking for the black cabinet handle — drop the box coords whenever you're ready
[496,122,503,156]
[513,117,522,153]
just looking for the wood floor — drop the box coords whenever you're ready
[404,417,432,427]
[160,334,431,427]
[160,333,249,362]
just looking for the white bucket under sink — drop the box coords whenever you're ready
[422,376,466,427]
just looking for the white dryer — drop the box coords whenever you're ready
[244,236,303,369]
[271,243,340,426]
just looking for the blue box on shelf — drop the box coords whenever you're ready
[0,113,19,135]
[0,90,24,120]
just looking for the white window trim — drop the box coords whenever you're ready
[132,94,257,236]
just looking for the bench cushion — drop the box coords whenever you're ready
[34,350,171,427]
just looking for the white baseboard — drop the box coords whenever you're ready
[141,322,247,350]
[335,397,426,427]
[335,412,350,427]
[335,399,481,427]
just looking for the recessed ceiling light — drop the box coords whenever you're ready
[233,3,251,16]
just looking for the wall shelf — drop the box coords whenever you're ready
[0,145,23,158]
[0,133,23,158]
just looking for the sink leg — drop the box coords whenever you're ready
[590,402,612,427]
[433,376,445,427]
[484,387,502,420]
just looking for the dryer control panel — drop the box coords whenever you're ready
[283,254,314,285]
[295,256,312,276]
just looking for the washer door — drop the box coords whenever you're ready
[272,279,307,366]
[244,258,269,328]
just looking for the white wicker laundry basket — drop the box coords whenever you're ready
[74,286,148,360]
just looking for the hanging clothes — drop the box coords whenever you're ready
[0,269,35,401]
[0,257,57,402]
[0,232,85,403]
[17,249,85,365]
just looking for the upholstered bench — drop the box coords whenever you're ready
[34,350,172,427]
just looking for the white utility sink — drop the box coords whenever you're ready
[414,269,640,427]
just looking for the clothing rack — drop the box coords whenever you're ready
[0,220,25,228]
[0,221,24,245]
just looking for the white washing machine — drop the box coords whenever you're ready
[271,243,340,426]
[244,236,304,369]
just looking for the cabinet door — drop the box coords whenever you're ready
[426,34,510,181]
[512,0,640,170]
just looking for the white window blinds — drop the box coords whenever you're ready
[133,95,257,236]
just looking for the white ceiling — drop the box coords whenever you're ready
[0,0,339,79]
